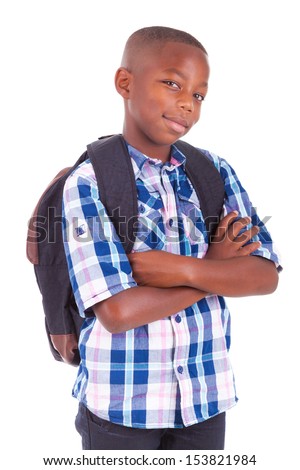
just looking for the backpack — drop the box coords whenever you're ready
[26,134,225,366]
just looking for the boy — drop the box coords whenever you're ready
[62,26,280,450]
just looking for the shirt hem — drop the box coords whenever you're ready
[75,397,238,429]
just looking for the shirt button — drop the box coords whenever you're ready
[175,314,182,323]
[139,204,145,213]
[169,218,174,227]
[177,366,183,374]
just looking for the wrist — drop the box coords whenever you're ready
[182,256,202,287]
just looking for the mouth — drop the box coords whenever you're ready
[163,115,189,134]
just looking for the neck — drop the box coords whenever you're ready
[122,132,172,163]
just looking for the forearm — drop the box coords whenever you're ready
[181,255,279,297]
[128,213,279,297]
[93,285,206,334]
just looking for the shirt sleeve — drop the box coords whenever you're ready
[62,161,137,317]
[201,149,282,271]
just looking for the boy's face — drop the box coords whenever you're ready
[116,41,210,160]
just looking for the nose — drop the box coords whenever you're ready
[178,91,194,113]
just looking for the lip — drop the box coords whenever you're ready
[163,115,189,134]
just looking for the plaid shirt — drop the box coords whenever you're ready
[62,143,280,429]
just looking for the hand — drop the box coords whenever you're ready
[128,251,183,288]
[206,211,261,260]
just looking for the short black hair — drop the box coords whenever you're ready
[125,26,207,55]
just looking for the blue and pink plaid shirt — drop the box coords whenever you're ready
[62,142,280,429]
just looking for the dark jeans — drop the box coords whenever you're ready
[75,403,226,450]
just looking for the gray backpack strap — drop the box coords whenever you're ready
[87,135,138,254]
[175,140,225,241]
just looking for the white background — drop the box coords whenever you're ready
[1,0,299,468]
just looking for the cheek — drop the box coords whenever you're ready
[129,88,158,117]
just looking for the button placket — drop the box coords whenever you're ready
[161,170,180,252]
[172,312,188,379]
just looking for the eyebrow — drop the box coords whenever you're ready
[162,67,208,88]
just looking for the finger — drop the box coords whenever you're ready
[213,211,239,241]
[238,241,262,256]
[230,216,252,239]
[234,226,260,246]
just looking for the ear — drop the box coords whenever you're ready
[114,67,132,99]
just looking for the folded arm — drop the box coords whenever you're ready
[93,285,206,334]
[128,212,279,297]
[93,212,278,334]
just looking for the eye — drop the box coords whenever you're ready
[194,93,205,102]
[162,80,180,90]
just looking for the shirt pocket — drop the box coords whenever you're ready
[133,184,166,252]
[177,188,208,253]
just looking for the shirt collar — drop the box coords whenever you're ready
[126,142,187,180]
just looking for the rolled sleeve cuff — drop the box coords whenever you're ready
[81,281,137,317]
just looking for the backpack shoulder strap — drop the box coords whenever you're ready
[175,140,225,240]
[87,135,138,254]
